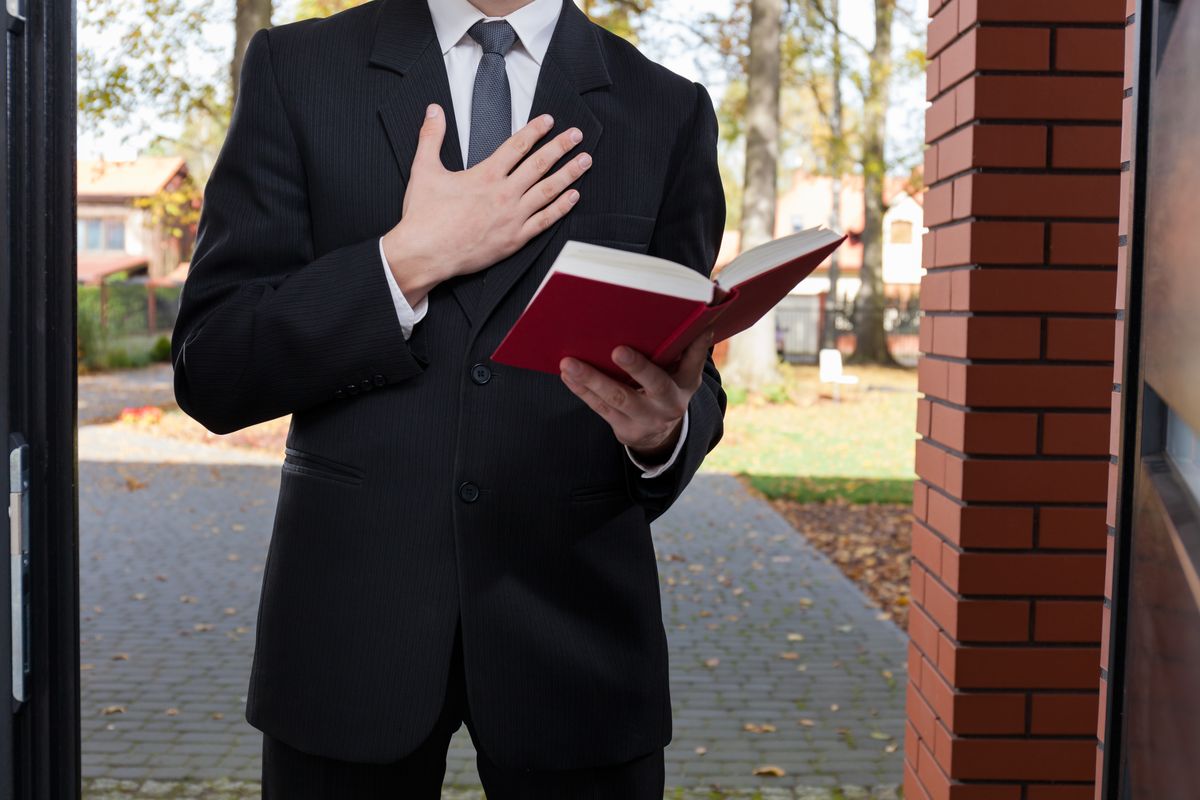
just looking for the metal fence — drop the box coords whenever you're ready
[775,294,922,366]
[77,281,182,338]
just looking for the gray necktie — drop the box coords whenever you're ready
[466,20,518,169]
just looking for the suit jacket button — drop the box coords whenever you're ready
[373,374,386,387]
[347,384,360,396]
[334,389,346,399]
[471,364,492,385]
[360,378,373,392]
[458,482,480,503]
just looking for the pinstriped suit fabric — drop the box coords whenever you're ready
[171,0,727,772]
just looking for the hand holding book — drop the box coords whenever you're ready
[492,226,848,383]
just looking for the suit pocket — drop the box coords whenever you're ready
[281,447,365,487]
[569,482,629,504]
[567,212,656,252]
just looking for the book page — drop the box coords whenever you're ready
[529,241,715,305]
[715,227,845,290]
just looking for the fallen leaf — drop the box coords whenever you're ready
[752,765,786,777]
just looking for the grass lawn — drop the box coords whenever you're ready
[703,363,919,504]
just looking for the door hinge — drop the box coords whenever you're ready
[9,435,30,704]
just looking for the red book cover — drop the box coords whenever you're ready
[491,234,847,383]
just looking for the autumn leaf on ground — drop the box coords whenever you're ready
[703,658,720,669]
[743,723,777,734]
[752,765,786,777]
[100,705,126,715]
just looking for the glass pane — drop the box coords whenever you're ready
[85,220,102,251]
[1166,407,1200,504]
[104,220,125,251]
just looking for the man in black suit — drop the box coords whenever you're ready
[172,0,727,795]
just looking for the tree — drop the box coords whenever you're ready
[232,0,274,108]
[576,0,654,42]
[719,0,783,391]
[847,0,899,365]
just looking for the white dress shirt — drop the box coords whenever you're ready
[378,0,687,478]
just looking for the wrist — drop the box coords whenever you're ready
[629,417,684,465]
[383,223,447,303]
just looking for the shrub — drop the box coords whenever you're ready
[150,335,172,363]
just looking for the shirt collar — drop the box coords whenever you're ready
[428,0,562,66]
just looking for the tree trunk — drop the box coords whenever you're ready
[722,0,783,391]
[849,0,898,366]
[821,0,844,351]
[232,0,273,108]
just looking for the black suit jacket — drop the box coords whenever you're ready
[172,0,727,770]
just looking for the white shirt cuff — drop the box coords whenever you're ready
[625,409,689,479]
[379,236,429,340]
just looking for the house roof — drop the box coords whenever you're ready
[76,252,150,284]
[77,156,188,200]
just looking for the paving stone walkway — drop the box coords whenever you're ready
[80,418,907,797]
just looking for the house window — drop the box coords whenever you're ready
[78,218,126,251]
[889,220,914,244]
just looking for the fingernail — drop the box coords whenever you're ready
[578,153,592,168]
[542,114,554,126]
[570,128,583,144]
[562,359,580,376]
[614,347,633,365]
[568,191,580,204]
[426,105,439,118]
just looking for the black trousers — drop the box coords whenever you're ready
[260,623,666,799]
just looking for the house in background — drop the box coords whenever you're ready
[716,171,926,363]
[76,156,192,285]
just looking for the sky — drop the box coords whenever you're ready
[78,0,926,170]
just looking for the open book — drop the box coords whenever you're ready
[491,226,848,382]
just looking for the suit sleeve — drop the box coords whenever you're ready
[623,80,728,524]
[171,27,426,435]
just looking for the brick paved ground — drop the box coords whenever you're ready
[80,420,906,797]
[79,363,177,425]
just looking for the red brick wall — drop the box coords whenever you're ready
[909,1,1126,798]
[1096,1,1139,796]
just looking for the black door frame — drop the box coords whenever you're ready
[1101,0,1196,797]
[5,0,80,795]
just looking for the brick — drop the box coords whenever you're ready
[940,28,1050,87]
[913,518,946,575]
[960,0,1126,25]
[941,644,1102,689]
[917,439,950,488]
[925,576,1030,642]
[937,125,1046,177]
[1043,412,1112,455]
[963,75,1123,122]
[935,221,1044,266]
[1052,126,1121,169]
[952,174,1120,219]
[928,0,962,56]
[927,93,960,143]
[926,182,955,227]
[918,356,950,398]
[909,679,940,742]
[911,604,945,659]
[1055,28,1125,72]
[925,144,940,184]
[928,57,942,101]
[1035,600,1103,642]
[1049,222,1119,265]
[1098,673,1108,740]
[1120,95,1133,164]
[922,270,953,311]
[918,396,933,436]
[1046,318,1118,362]
[954,269,1118,314]
[927,492,1034,548]
[1110,389,1122,454]
[1030,693,1101,735]
[929,316,1042,360]
[912,560,929,606]
[941,736,1098,781]
[954,364,1113,409]
[1027,786,1094,800]
[1039,507,1107,550]
[930,405,1039,455]
[950,552,1106,595]
[904,761,931,800]
[922,661,1026,734]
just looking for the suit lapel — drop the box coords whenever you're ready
[367,0,610,330]
[371,0,465,184]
